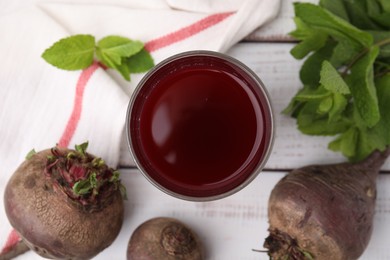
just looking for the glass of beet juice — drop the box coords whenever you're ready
[126,50,274,201]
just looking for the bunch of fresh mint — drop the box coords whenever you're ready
[284,0,390,162]
[42,35,154,81]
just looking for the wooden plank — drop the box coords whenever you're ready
[245,0,319,42]
[119,42,390,171]
[16,169,389,259]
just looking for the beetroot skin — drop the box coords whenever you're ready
[127,217,204,260]
[264,148,390,260]
[4,144,125,259]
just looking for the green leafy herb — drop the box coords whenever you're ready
[42,34,154,81]
[126,49,155,73]
[290,17,328,59]
[320,60,350,94]
[286,2,390,162]
[96,36,144,67]
[42,35,95,70]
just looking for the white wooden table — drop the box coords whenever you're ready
[7,0,390,259]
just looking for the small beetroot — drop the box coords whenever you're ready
[264,148,390,260]
[4,142,125,259]
[127,217,204,260]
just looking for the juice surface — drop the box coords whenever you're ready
[137,65,266,193]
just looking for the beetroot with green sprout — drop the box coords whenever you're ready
[127,217,204,260]
[4,142,125,259]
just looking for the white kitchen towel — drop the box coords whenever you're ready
[0,0,280,258]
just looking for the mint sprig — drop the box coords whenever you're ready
[42,34,154,81]
[285,1,390,162]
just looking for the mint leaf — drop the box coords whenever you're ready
[319,0,349,21]
[295,85,331,101]
[125,48,155,73]
[96,36,144,67]
[111,59,131,81]
[111,48,155,81]
[294,3,373,48]
[371,12,390,29]
[330,40,360,66]
[378,0,390,13]
[298,115,348,136]
[42,35,95,70]
[318,96,333,114]
[367,75,390,146]
[282,93,305,116]
[375,75,390,143]
[354,127,375,162]
[348,46,380,127]
[339,127,358,158]
[290,17,328,59]
[95,36,154,81]
[299,40,336,86]
[328,135,342,152]
[366,1,390,30]
[342,0,382,30]
[328,127,359,159]
[297,101,349,135]
[328,93,348,123]
[320,60,350,94]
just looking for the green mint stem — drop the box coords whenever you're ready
[341,37,390,77]
[375,38,390,48]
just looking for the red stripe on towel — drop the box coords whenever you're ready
[145,11,234,52]
[57,61,100,148]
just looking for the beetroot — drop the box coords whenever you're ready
[4,143,125,259]
[127,217,204,260]
[264,148,390,260]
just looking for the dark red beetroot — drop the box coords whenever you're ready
[127,217,204,260]
[264,148,390,260]
[4,143,125,259]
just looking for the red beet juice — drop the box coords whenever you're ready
[127,51,273,200]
